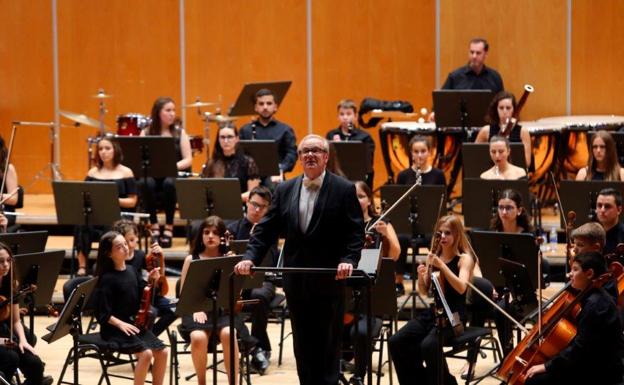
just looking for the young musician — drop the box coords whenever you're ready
[112,219,176,337]
[525,252,624,385]
[93,232,169,385]
[326,99,376,187]
[576,130,624,181]
[395,135,446,295]
[74,136,137,276]
[0,136,20,228]
[0,243,53,385]
[389,215,474,385]
[570,222,605,255]
[480,135,527,180]
[179,216,239,385]
[141,97,192,247]
[202,124,260,202]
[342,181,400,385]
[475,91,532,167]
[595,188,624,254]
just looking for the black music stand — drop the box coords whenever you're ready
[115,136,178,179]
[229,240,275,290]
[229,81,292,117]
[237,140,281,177]
[462,143,527,178]
[175,178,243,221]
[462,178,530,229]
[176,256,244,385]
[14,250,65,332]
[329,141,371,182]
[559,180,624,227]
[53,181,121,276]
[42,277,102,385]
[0,231,48,255]
[433,90,492,130]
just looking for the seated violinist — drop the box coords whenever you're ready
[480,135,526,180]
[524,251,624,385]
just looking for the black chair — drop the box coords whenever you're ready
[443,326,503,385]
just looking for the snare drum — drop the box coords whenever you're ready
[116,113,150,136]
[189,135,204,154]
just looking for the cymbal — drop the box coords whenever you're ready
[205,114,237,123]
[92,91,112,99]
[183,101,218,108]
[60,110,108,129]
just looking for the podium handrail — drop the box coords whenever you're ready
[228,266,375,385]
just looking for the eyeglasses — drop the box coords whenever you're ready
[298,147,326,155]
[497,205,517,212]
[248,200,268,211]
[219,135,236,141]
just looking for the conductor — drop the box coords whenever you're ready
[234,134,364,385]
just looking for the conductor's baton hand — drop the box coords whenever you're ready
[234,260,255,276]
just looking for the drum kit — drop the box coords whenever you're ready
[56,90,238,170]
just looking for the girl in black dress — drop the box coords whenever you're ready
[141,97,193,247]
[202,124,260,202]
[74,136,137,276]
[93,232,168,385]
[575,130,624,181]
[179,216,239,385]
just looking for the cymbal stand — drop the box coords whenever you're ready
[95,88,108,137]
[14,121,63,182]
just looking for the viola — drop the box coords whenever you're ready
[146,245,168,296]
[497,262,624,384]
[218,230,233,255]
[0,284,36,322]
[135,245,163,331]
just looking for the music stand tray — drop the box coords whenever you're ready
[469,230,539,290]
[380,185,446,235]
[14,250,65,307]
[462,143,526,178]
[238,140,281,176]
[229,81,292,117]
[433,90,493,128]
[115,136,178,179]
[559,180,624,227]
[329,141,370,181]
[0,231,48,255]
[175,178,243,221]
[462,178,530,229]
[53,181,121,226]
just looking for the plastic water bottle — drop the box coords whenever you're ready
[549,227,558,252]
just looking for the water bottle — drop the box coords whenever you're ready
[549,227,558,252]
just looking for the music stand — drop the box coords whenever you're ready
[559,180,624,227]
[433,90,493,129]
[229,81,292,117]
[329,141,370,182]
[238,140,281,176]
[462,178,530,229]
[380,185,446,235]
[42,277,101,385]
[0,231,48,255]
[461,143,527,178]
[115,136,178,179]
[176,256,244,385]
[175,178,243,221]
[14,250,65,333]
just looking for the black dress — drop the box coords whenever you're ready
[202,151,260,193]
[488,122,523,143]
[396,167,446,186]
[94,266,165,353]
[73,176,137,263]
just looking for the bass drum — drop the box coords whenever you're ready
[117,113,151,136]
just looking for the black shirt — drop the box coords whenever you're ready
[227,217,278,267]
[488,122,523,143]
[604,222,624,255]
[239,119,297,172]
[203,152,260,193]
[396,167,446,186]
[442,64,504,93]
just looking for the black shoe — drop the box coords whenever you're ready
[251,347,270,375]
[349,376,364,385]
[395,283,405,297]
[42,375,54,385]
[341,359,356,374]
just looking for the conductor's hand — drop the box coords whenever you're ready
[335,263,353,280]
[234,260,255,276]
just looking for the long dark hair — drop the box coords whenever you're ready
[486,91,517,125]
[355,181,376,218]
[0,241,16,291]
[490,189,533,232]
[191,216,227,257]
[147,96,180,137]
[204,125,241,177]
[586,130,622,181]
[94,231,122,277]
[0,136,9,179]
[94,137,123,169]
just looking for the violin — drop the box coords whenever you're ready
[497,262,624,384]
[0,284,37,322]
[146,243,168,296]
[219,230,233,255]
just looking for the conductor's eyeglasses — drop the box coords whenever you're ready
[298,147,326,156]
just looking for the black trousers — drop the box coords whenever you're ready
[389,311,458,385]
[286,290,344,385]
[242,281,275,352]
[0,346,44,385]
[140,177,177,224]
[343,315,382,378]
